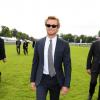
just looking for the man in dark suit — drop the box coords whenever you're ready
[0,37,6,62]
[30,16,71,100]
[0,37,6,81]
[87,38,100,100]
[16,39,21,55]
[23,40,29,55]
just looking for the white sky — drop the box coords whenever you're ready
[0,0,100,39]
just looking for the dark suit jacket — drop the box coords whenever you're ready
[0,38,6,60]
[16,40,21,48]
[30,37,71,88]
[32,41,35,48]
[87,40,100,73]
[23,41,28,49]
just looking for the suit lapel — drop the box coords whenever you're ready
[54,37,60,66]
[41,37,46,65]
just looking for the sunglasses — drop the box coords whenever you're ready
[45,24,58,28]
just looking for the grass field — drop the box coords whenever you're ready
[0,44,99,100]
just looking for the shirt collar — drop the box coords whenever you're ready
[46,35,57,42]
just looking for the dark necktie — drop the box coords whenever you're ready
[48,40,56,77]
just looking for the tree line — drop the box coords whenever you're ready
[60,33,98,43]
[0,26,35,41]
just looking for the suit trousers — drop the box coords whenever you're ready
[36,74,61,100]
[16,47,20,55]
[23,48,28,55]
[89,72,100,99]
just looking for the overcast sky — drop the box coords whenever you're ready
[0,0,100,39]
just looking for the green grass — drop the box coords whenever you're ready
[0,45,99,100]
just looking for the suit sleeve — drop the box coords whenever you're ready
[30,41,39,82]
[86,43,94,69]
[0,39,6,59]
[63,42,71,88]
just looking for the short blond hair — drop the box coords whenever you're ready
[45,16,60,28]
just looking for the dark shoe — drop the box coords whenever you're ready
[88,94,92,100]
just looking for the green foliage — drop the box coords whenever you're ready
[60,34,96,43]
[0,45,99,100]
[60,33,74,42]
[11,29,18,37]
[0,26,12,37]
[86,36,96,43]
[0,26,31,40]
[80,35,87,43]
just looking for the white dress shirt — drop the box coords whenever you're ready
[43,36,57,74]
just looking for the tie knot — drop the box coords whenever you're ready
[50,39,52,43]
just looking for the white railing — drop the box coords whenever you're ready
[70,43,92,46]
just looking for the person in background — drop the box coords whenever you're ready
[30,16,71,100]
[16,39,21,55]
[0,37,6,81]
[87,37,100,100]
[23,39,29,55]
[0,37,6,62]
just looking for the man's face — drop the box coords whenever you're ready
[45,19,59,36]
